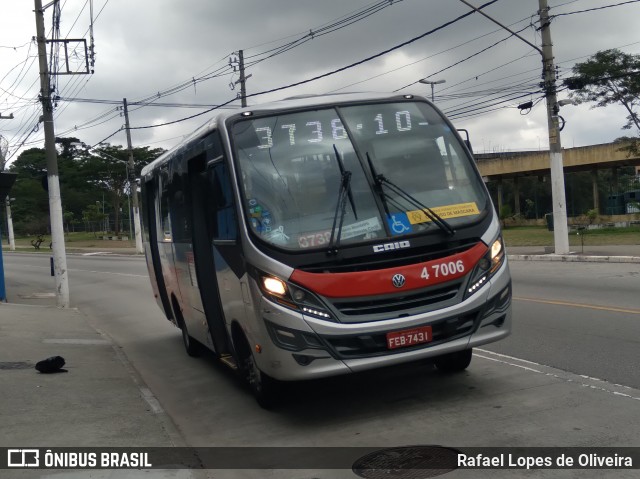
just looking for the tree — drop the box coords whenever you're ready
[83,144,165,237]
[568,49,640,154]
[7,138,165,236]
[82,203,107,236]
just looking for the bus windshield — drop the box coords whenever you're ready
[231,101,488,251]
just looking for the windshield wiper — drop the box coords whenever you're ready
[327,145,358,254]
[366,152,455,236]
[334,144,357,220]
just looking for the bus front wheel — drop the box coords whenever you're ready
[243,352,280,409]
[434,348,473,373]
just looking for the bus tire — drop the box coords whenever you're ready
[172,296,201,357]
[180,321,202,357]
[243,352,279,409]
[434,348,472,373]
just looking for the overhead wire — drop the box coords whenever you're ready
[90,0,502,133]
[394,23,534,92]
[328,11,539,94]
[243,0,408,69]
[445,0,640,123]
[553,0,640,17]
[7,0,421,148]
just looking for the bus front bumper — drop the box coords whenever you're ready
[253,262,512,382]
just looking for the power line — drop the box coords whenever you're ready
[437,52,539,95]
[129,97,238,130]
[328,13,538,94]
[89,127,123,148]
[553,0,640,16]
[550,0,582,8]
[58,97,241,109]
[394,23,533,92]
[244,1,501,101]
[113,0,501,133]
[243,0,408,68]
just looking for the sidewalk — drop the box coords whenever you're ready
[0,302,193,477]
[506,244,640,263]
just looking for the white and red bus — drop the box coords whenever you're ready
[141,92,511,407]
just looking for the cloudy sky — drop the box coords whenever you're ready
[1,0,639,166]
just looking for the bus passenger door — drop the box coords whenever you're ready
[203,161,244,351]
[142,177,173,321]
[189,159,235,357]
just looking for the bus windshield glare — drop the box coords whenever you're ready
[231,101,488,251]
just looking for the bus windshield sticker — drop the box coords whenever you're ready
[297,217,382,248]
[247,198,274,234]
[387,213,413,236]
[340,217,381,239]
[407,202,480,225]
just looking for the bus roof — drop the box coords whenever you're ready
[141,91,428,177]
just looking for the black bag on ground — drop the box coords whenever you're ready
[35,356,67,373]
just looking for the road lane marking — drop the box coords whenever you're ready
[475,349,640,402]
[43,339,111,345]
[8,264,147,278]
[514,296,640,315]
[67,268,148,278]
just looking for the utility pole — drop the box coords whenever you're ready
[123,98,143,254]
[1,134,15,251]
[5,198,15,251]
[34,0,70,307]
[538,0,570,254]
[457,0,570,254]
[238,50,247,107]
[232,50,252,107]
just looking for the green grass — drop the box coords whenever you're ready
[502,225,640,247]
[11,226,640,251]
[14,231,135,251]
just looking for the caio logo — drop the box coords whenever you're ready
[7,449,40,467]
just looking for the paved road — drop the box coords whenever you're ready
[485,261,640,388]
[3,253,640,479]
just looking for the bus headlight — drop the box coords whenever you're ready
[464,237,505,299]
[262,276,287,296]
[259,273,335,321]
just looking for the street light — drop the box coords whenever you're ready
[418,78,446,102]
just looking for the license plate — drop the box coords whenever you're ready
[386,326,433,350]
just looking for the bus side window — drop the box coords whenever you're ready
[159,174,172,242]
[208,162,238,241]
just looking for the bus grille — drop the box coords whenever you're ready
[329,282,461,317]
[321,312,479,359]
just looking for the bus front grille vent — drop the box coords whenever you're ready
[330,283,461,317]
[321,312,479,359]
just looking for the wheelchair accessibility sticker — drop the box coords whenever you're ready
[387,213,413,235]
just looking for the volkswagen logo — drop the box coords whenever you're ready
[392,273,406,288]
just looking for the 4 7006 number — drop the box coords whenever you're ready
[421,260,465,280]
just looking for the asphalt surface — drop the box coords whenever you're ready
[1,246,639,478]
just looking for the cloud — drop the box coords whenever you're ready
[2,0,640,165]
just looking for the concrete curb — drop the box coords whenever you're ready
[508,254,640,263]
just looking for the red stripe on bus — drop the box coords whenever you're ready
[290,242,488,298]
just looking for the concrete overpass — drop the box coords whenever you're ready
[474,142,640,215]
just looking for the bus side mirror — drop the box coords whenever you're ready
[457,129,473,154]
